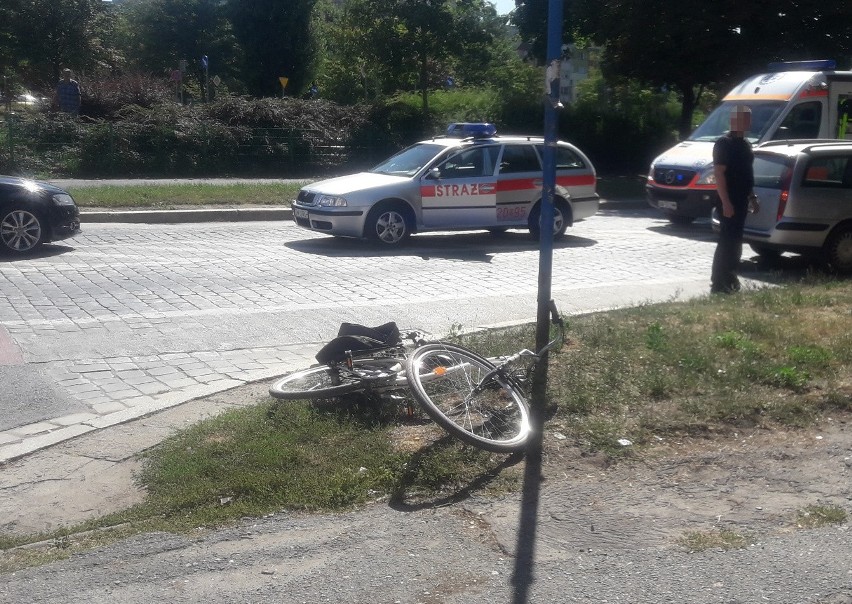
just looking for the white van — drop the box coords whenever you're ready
[646,60,852,223]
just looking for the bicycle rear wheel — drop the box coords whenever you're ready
[269,365,363,400]
[406,343,531,452]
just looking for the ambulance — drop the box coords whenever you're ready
[646,60,852,223]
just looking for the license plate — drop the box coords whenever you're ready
[658,200,677,210]
[294,208,309,219]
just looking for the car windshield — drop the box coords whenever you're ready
[370,143,446,177]
[689,101,785,144]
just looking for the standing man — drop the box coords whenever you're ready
[56,69,81,115]
[711,105,758,294]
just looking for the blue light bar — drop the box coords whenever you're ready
[446,122,497,138]
[767,60,836,72]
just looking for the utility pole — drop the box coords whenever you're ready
[511,1,564,602]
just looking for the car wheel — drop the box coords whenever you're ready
[365,203,411,246]
[0,207,46,254]
[528,200,570,241]
[823,225,852,274]
[665,213,696,225]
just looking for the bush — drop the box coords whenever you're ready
[82,72,175,119]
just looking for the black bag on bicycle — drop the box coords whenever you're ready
[315,321,401,364]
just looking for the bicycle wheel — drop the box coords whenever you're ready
[269,365,363,400]
[406,343,531,452]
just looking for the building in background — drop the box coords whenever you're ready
[559,44,601,105]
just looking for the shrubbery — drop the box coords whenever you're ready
[1,75,682,177]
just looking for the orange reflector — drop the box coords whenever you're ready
[434,366,447,376]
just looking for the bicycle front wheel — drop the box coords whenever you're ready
[406,343,531,452]
[269,365,363,400]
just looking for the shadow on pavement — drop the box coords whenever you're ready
[286,231,597,262]
[0,243,75,262]
[646,219,717,242]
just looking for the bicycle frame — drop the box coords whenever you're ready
[472,300,565,395]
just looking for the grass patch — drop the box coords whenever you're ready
[795,504,848,529]
[0,398,516,572]
[69,182,307,210]
[550,279,852,446]
[678,528,756,552]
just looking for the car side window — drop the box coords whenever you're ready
[436,147,495,179]
[774,102,822,140]
[802,155,852,188]
[535,145,586,169]
[498,144,541,173]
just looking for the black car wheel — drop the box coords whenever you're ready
[823,225,852,274]
[1,208,46,253]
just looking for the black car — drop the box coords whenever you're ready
[0,176,81,254]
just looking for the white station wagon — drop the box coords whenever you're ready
[291,123,599,246]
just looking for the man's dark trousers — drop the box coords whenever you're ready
[711,206,748,292]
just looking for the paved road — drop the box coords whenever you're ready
[0,207,786,461]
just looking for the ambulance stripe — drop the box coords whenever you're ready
[724,93,794,101]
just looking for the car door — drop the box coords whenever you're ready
[419,145,498,228]
[790,151,852,227]
[495,143,543,226]
[745,152,793,235]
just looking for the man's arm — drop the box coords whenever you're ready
[714,163,734,218]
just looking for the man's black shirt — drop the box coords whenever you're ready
[712,133,754,207]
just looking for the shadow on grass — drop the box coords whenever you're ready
[388,433,525,512]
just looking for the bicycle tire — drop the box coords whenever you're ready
[269,365,364,400]
[406,343,531,453]
[269,358,407,401]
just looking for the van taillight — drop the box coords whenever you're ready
[777,190,788,222]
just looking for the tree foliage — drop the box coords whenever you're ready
[120,0,239,98]
[3,0,112,86]
[226,0,319,97]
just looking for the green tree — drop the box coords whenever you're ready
[226,0,319,97]
[120,0,239,99]
[343,0,507,112]
[5,0,112,86]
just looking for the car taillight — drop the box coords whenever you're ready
[776,164,793,223]
[777,190,788,222]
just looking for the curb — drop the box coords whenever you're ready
[80,207,293,224]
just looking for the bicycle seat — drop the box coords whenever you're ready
[315,321,401,364]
